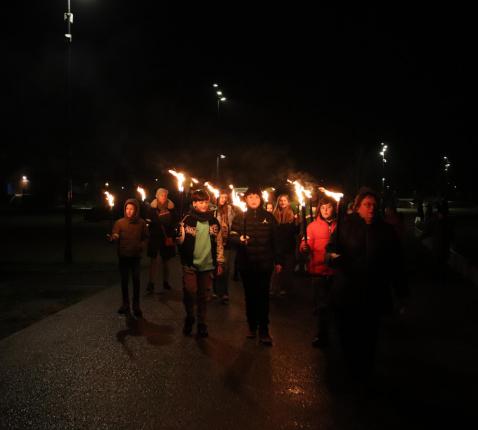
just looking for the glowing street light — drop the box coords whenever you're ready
[216,154,226,181]
[379,142,389,194]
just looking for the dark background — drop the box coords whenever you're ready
[2,2,475,203]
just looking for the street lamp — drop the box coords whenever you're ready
[379,142,388,194]
[216,154,226,181]
[217,97,226,115]
[64,0,74,263]
[213,84,227,116]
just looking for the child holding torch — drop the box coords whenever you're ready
[229,186,283,345]
[107,199,149,318]
[299,195,337,348]
[176,189,224,338]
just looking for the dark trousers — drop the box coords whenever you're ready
[335,307,380,377]
[240,270,272,331]
[182,267,213,324]
[311,275,333,336]
[118,256,141,306]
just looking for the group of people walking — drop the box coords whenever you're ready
[108,184,409,376]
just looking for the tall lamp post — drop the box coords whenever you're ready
[216,154,226,182]
[443,155,451,198]
[379,142,388,195]
[64,1,74,263]
[213,83,227,117]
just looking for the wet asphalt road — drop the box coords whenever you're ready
[1,234,478,429]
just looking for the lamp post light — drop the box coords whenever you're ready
[216,154,226,182]
[379,142,388,194]
[217,96,226,115]
[213,84,227,116]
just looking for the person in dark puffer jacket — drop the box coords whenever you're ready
[229,186,283,345]
[326,187,409,378]
[108,198,149,318]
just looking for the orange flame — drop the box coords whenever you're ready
[204,181,220,199]
[229,184,247,212]
[168,169,185,192]
[318,187,344,202]
[288,179,311,207]
[104,191,115,208]
[136,186,146,201]
[262,190,269,203]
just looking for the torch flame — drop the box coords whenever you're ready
[318,187,344,202]
[288,179,310,207]
[191,177,199,184]
[262,190,269,203]
[104,191,115,208]
[204,182,220,200]
[229,184,247,213]
[168,169,185,192]
[136,186,146,202]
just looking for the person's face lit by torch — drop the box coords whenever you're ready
[245,193,261,209]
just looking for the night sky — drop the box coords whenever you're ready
[2,2,475,199]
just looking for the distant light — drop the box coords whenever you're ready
[213,83,219,88]
[121,186,125,190]
[216,91,223,96]
[219,154,226,159]
[105,182,109,187]
[22,176,28,181]
[220,97,226,101]
[154,178,159,182]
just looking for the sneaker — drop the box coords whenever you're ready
[259,328,273,345]
[183,317,194,336]
[117,304,130,315]
[197,323,209,338]
[132,306,143,318]
[146,282,154,293]
[163,281,172,290]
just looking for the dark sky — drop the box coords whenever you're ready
[2,2,475,196]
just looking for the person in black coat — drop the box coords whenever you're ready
[326,187,408,378]
[146,188,177,293]
[229,186,283,345]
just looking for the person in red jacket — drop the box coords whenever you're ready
[300,196,336,347]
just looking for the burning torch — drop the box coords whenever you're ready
[289,180,311,244]
[104,191,115,232]
[230,184,248,239]
[318,186,344,248]
[169,169,186,219]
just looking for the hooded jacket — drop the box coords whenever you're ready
[300,217,336,276]
[112,199,149,257]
